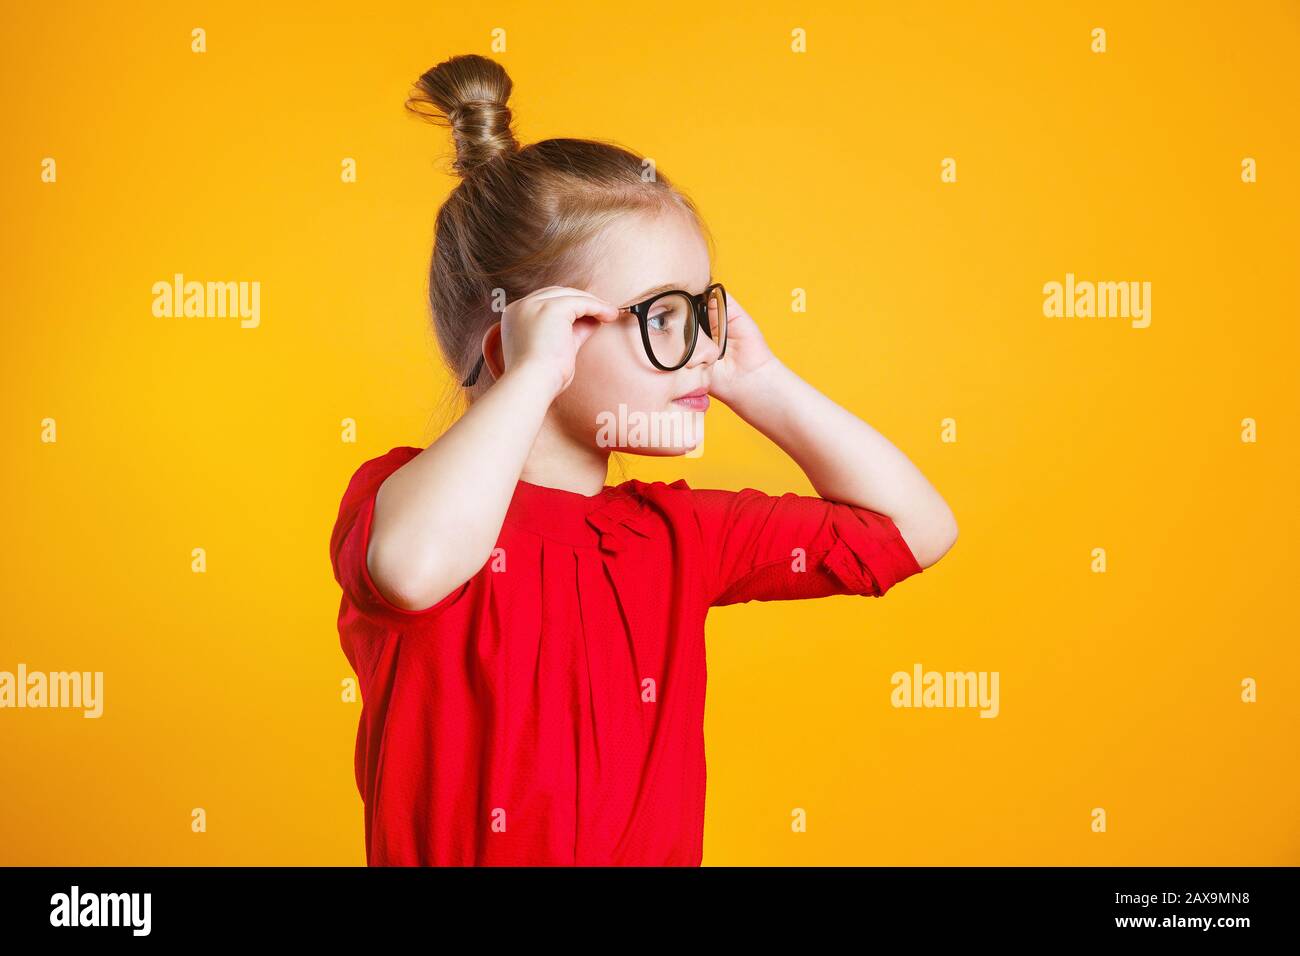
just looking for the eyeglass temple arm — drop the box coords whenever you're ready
[462,353,486,387]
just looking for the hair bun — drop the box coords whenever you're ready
[406,54,519,176]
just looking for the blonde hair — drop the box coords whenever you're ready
[405,53,713,407]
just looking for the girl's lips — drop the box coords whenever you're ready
[672,394,710,411]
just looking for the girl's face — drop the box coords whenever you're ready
[553,207,720,457]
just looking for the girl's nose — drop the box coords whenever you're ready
[686,326,722,368]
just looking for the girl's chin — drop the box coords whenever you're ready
[592,404,706,454]
[611,443,700,457]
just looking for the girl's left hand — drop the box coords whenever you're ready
[708,291,779,407]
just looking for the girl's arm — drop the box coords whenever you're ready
[367,362,559,610]
[367,289,619,611]
[712,299,958,570]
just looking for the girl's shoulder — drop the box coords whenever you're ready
[333,446,422,526]
[337,445,423,502]
[602,476,768,545]
[604,475,704,526]
[612,476,771,519]
[610,476,793,527]
[612,475,692,499]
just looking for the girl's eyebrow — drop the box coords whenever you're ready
[621,282,676,308]
[621,275,715,309]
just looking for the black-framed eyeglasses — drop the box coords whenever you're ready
[461,282,728,387]
[624,281,728,373]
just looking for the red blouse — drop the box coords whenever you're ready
[329,445,923,866]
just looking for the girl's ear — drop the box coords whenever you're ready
[481,322,505,381]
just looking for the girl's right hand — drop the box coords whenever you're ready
[498,286,621,397]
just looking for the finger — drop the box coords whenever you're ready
[566,290,621,320]
[571,316,602,350]
[523,287,575,306]
[546,287,621,319]
[524,287,620,321]
[724,291,750,320]
[540,295,621,323]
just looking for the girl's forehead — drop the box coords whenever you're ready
[586,213,712,305]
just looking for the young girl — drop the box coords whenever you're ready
[330,53,958,866]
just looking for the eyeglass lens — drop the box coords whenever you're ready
[644,288,726,369]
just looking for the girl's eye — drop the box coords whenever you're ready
[647,311,671,332]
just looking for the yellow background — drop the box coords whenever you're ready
[2,0,1296,865]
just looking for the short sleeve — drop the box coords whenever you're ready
[685,485,924,607]
[329,446,474,624]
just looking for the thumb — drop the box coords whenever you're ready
[572,315,601,350]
